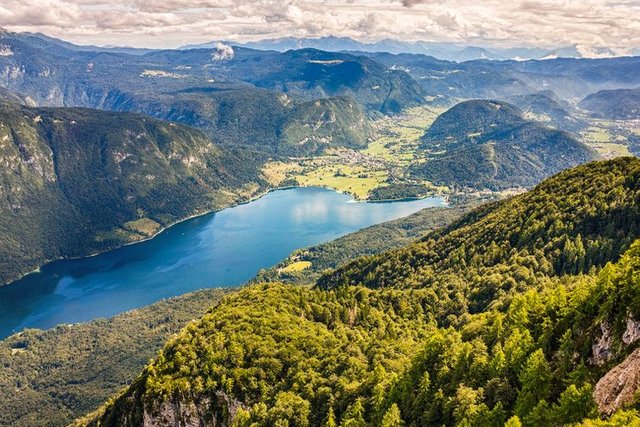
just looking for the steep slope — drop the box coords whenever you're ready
[111,89,370,155]
[0,32,374,154]
[0,101,266,284]
[411,100,598,189]
[246,49,428,114]
[0,289,230,427]
[82,250,640,427]
[579,87,640,119]
[82,159,640,427]
[0,204,468,427]
[386,240,640,426]
[323,157,640,311]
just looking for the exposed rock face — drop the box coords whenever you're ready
[141,392,245,427]
[591,322,613,366]
[143,397,212,427]
[623,315,640,345]
[594,348,640,415]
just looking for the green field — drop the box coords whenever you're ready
[581,121,635,158]
[294,163,388,200]
[262,106,446,200]
[279,261,312,273]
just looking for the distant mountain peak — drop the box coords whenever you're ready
[182,36,596,62]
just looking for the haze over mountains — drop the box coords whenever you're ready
[183,36,640,62]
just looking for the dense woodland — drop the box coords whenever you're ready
[83,158,640,426]
[0,101,268,284]
[412,100,598,190]
[0,289,230,427]
[324,158,640,316]
[0,204,469,426]
[85,241,640,427]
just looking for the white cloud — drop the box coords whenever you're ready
[0,0,638,54]
[212,42,234,60]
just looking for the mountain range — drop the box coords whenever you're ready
[182,36,639,62]
[0,29,638,283]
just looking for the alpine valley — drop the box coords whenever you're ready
[0,15,639,427]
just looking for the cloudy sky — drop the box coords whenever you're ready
[0,0,639,53]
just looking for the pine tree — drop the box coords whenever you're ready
[515,349,551,418]
[381,404,403,427]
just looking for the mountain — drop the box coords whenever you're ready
[0,31,153,56]
[364,52,640,102]
[237,49,429,114]
[79,158,640,427]
[410,100,598,190]
[506,91,587,132]
[184,36,588,62]
[579,87,640,119]
[107,88,371,155]
[0,100,267,284]
[0,32,416,150]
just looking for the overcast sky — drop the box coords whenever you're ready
[0,0,639,54]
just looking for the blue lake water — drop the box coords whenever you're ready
[0,187,445,339]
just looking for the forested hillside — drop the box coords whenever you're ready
[411,100,598,190]
[0,289,230,427]
[579,88,640,120]
[81,88,371,156]
[81,158,640,427]
[0,203,467,427]
[0,100,266,284]
[83,242,640,427]
[506,91,586,132]
[323,157,640,313]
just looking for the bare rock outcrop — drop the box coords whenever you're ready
[623,315,640,345]
[141,392,246,427]
[590,322,613,366]
[594,347,640,415]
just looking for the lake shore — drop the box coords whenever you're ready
[3,183,449,288]
[0,187,447,338]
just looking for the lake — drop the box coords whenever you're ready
[0,187,446,339]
